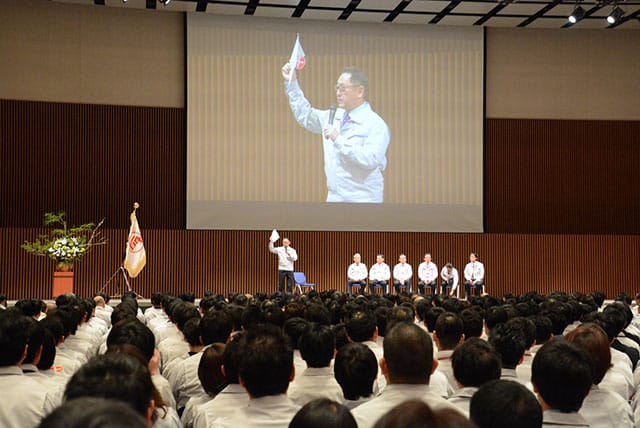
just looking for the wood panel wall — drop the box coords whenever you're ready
[0,99,185,229]
[2,227,638,301]
[486,118,640,234]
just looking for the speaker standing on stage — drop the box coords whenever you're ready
[269,238,298,293]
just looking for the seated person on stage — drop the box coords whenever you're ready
[448,338,501,416]
[346,253,368,295]
[470,379,542,428]
[334,343,378,410]
[440,263,459,297]
[211,324,300,428]
[369,254,391,294]
[463,252,484,298]
[531,341,592,427]
[289,324,344,406]
[392,254,413,294]
[350,323,463,428]
[417,253,438,296]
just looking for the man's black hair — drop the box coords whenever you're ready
[39,397,148,428]
[529,315,553,345]
[182,317,202,347]
[531,340,592,412]
[299,323,336,368]
[289,398,357,428]
[345,310,377,342]
[424,307,445,332]
[172,302,201,332]
[0,311,31,366]
[383,323,433,383]
[238,324,293,398]
[434,312,464,350]
[470,379,542,428]
[200,308,233,345]
[222,333,244,384]
[334,343,378,401]
[451,338,501,387]
[485,306,508,331]
[107,320,156,362]
[488,322,526,369]
[460,308,483,338]
[506,317,536,350]
[241,304,265,330]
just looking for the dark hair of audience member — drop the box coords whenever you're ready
[171,302,200,332]
[451,337,501,388]
[38,397,148,428]
[485,306,509,332]
[564,322,611,385]
[345,310,377,342]
[333,323,350,350]
[183,317,203,348]
[110,305,138,326]
[334,343,378,401]
[65,353,156,421]
[200,308,233,345]
[470,379,542,428]
[238,324,293,398]
[424,307,445,332]
[300,323,336,368]
[23,317,46,365]
[530,315,553,345]
[15,299,42,318]
[372,400,437,428]
[241,304,265,330]
[306,303,332,326]
[434,408,477,428]
[289,399,357,428]
[38,329,58,371]
[459,308,483,338]
[0,310,31,366]
[198,342,227,396]
[434,312,464,350]
[531,340,592,412]
[506,317,536,350]
[488,322,526,369]
[283,317,309,350]
[222,333,244,384]
[264,305,286,327]
[373,306,389,338]
[107,319,155,362]
[383,323,434,383]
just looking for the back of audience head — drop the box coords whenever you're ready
[373,400,475,428]
[300,323,336,368]
[382,322,434,384]
[506,316,536,350]
[65,353,155,423]
[221,333,244,384]
[238,324,293,398]
[107,320,155,362]
[264,305,286,327]
[459,308,483,338]
[182,317,203,348]
[334,342,377,401]
[198,342,227,396]
[374,306,389,337]
[345,310,377,343]
[241,304,265,330]
[452,337,501,388]
[434,312,464,350]
[38,329,58,371]
[564,322,611,385]
[488,322,526,369]
[306,303,332,326]
[470,379,542,428]
[283,317,309,350]
[289,399,357,428]
[484,306,508,333]
[0,311,31,367]
[39,397,148,428]
[530,315,553,345]
[333,323,350,350]
[200,308,233,345]
[386,305,415,331]
[424,307,445,332]
[531,340,592,412]
[24,317,45,366]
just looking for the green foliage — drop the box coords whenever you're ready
[22,212,106,263]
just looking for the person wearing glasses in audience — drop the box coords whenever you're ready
[282,63,390,203]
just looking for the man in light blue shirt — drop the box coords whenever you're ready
[282,64,390,203]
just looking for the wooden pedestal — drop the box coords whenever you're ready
[53,271,74,297]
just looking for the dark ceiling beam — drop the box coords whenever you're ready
[338,0,361,20]
[473,3,506,25]
[245,0,260,15]
[430,0,463,24]
[292,0,311,18]
[94,0,105,5]
[196,0,208,12]
[384,0,412,22]
[518,0,562,26]
[146,0,157,9]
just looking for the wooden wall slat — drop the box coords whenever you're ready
[486,118,640,234]
[2,227,638,300]
[0,99,185,229]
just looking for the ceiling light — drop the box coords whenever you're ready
[606,6,624,24]
[568,5,586,23]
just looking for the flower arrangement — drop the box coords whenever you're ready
[22,211,107,270]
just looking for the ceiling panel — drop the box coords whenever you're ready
[308,0,350,7]
[453,2,500,13]
[405,1,451,12]
[254,5,296,18]
[438,14,483,24]
[393,12,435,23]
[348,11,391,21]
[299,9,344,19]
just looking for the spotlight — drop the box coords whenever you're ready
[606,6,624,24]
[568,5,586,23]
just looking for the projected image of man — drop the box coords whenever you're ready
[282,64,390,203]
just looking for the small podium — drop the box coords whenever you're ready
[53,271,74,297]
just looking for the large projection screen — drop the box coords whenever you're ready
[187,14,484,232]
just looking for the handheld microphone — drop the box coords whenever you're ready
[328,104,337,125]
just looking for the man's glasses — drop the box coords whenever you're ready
[335,84,360,93]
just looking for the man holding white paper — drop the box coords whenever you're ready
[282,37,390,203]
[269,237,298,294]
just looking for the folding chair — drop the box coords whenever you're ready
[293,272,315,294]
